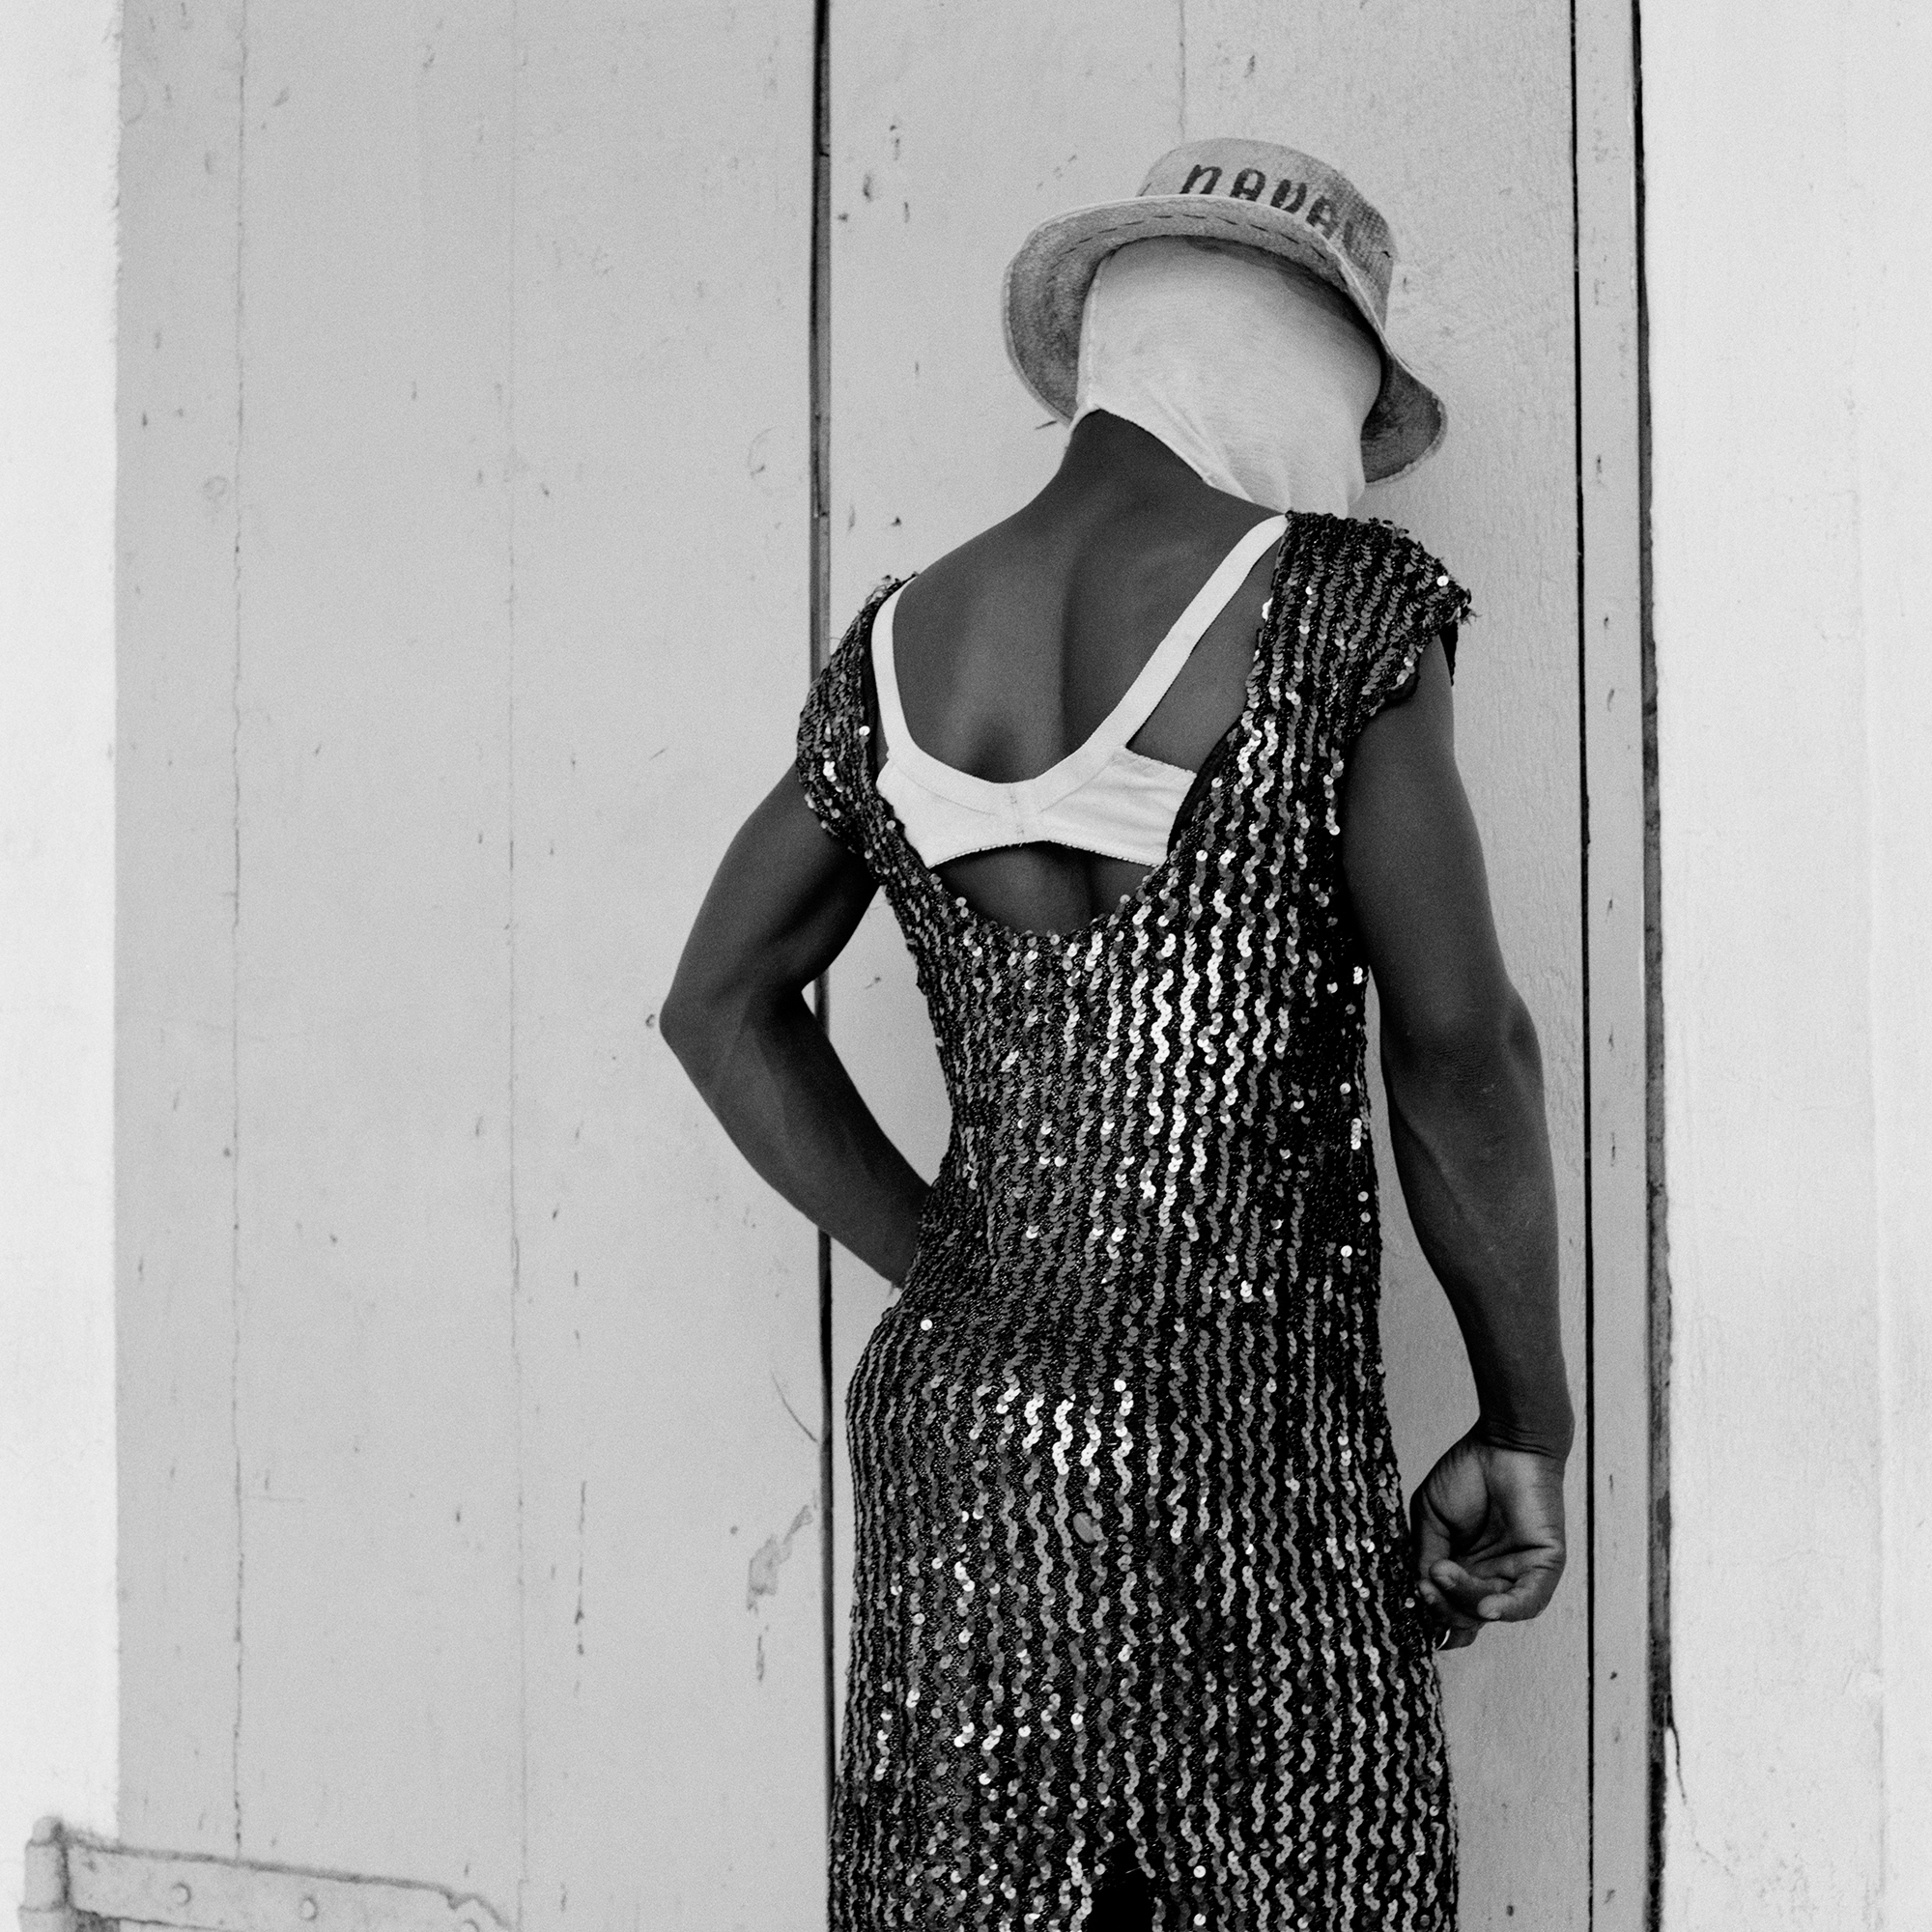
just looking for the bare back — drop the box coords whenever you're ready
[871,417,1283,934]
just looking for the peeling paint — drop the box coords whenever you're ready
[745,1502,813,1611]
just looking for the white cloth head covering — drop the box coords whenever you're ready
[1070,236,1386,515]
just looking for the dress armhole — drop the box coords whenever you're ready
[793,580,900,859]
[794,686,860,855]
[1330,526,1473,749]
[1377,618,1460,712]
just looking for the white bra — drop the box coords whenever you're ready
[872,514,1288,869]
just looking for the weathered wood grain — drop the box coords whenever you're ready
[508,2,828,1923]
[221,0,524,1895]
[117,0,250,1859]
[117,3,825,1922]
[1574,0,1651,1920]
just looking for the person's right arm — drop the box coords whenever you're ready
[662,770,929,1287]
[1340,635,1575,1647]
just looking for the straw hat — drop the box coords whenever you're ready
[1003,138,1446,483]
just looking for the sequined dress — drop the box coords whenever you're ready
[796,512,1473,1932]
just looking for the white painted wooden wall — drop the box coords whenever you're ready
[1645,2,1932,1924]
[119,3,824,1922]
[115,4,1642,1928]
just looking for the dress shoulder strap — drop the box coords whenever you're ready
[795,575,903,859]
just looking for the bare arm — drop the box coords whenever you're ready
[662,770,929,1284]
[1342,637,1574,1640]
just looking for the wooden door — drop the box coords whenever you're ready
[118,3,829,1922]
[116,1,1643,1924]
[825,6,1648,1927]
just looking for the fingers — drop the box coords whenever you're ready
[1429,1554,1562,1625]
[1416,1551,1492,1651]
[1418,1553,1561,1653]
[1415,1573,1482,1650]
[1427,1558,1494,1615]
[1464,1561,1563,1624]
[1420,1560,1491,1640]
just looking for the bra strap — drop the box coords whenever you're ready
[870,582,916,762]
[1088,514,1289,753]
[871,513,1287,779]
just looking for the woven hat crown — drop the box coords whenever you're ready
[1136,140,1396,325]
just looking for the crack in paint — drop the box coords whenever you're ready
[574,1479,587,1657]
[771,1370,818,1443]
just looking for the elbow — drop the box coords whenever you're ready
[662,952,782,1091]
[1485,987,1544,1085]
[1386,982,1543,1095]
[661,959,730,1084]
[658,978,703,1069]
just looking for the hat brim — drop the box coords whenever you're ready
[1003,193,1447,485]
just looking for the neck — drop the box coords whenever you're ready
[1042,410,1234,511]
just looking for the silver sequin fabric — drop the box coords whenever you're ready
[796,512,1473,1931]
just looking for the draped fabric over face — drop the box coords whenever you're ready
[1071,236,1386,515]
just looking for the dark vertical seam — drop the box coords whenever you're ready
[505,8,529,1924]
[1629,4,1672,1925]
[1566,0,1597,1920]
[810,0,838,1863]
[229,0,249,1860]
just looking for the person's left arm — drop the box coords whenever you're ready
[662,768,929,1284]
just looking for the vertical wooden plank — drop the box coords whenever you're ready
[511,4,828,1925]
[1850,14,1932,1916]
[827,5,1597,1928]
[1186,12,1588,1927]
[1645,9,1886,1918]
[1574,0,1651,1922]
[119,3,829,1919]
[823,0,1183,1744]
[228,0,524,1895]
[1,0,120,1894]
[117,0,246,1857]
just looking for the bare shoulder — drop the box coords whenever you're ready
[890,508,1058,646]
[900,487,1277,630]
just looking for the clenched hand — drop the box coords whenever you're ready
[1411,1432,1567,1651]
